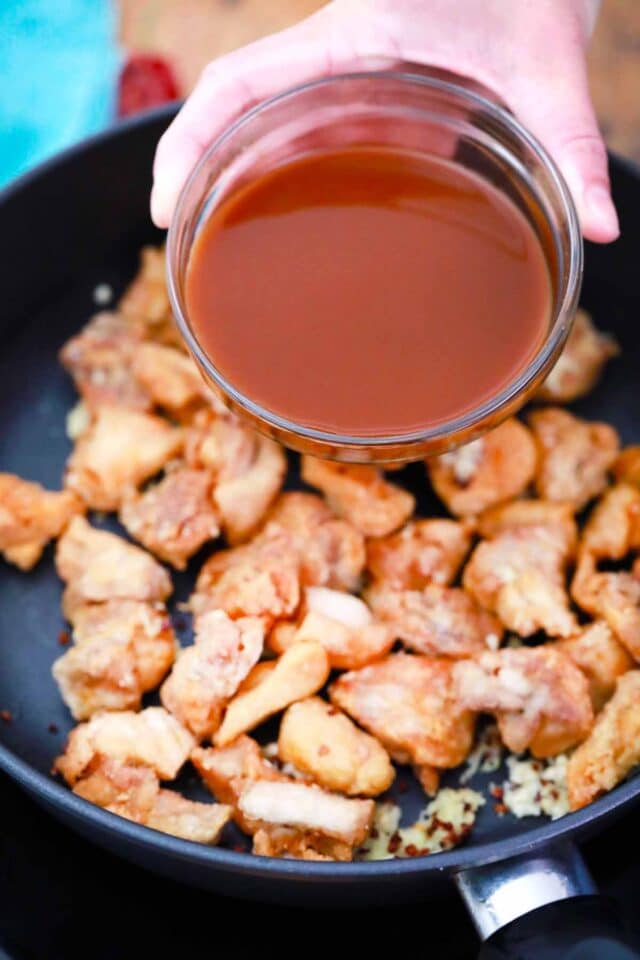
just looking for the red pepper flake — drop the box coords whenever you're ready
[387,832,402,854]
[494,802,508,815]
[327,707,338,716]
[317,744,330,756]
[404,844,419,857]
[489,784,504,799]
[0,709,11,723]
[48,723,59,734]
[58,630,70,646]
[370,827,379,839]
[463,802,472,813]
[238,642,245,652]
[233,843,246,853]
[396,777,409,794]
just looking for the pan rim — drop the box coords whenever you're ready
[1,105,640,881]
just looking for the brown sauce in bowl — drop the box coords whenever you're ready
[185,147,551,437]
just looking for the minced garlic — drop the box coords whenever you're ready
[499,754,568,820]
[459,723,503,784]
[357,788,484,861]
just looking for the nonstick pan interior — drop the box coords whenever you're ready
[1,108,640,906]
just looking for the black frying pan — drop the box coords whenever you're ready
[1,105,640,959]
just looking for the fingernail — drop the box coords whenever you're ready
[585,184,620,240]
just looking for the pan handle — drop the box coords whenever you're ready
[454,841,640,959]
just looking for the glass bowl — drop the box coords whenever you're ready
[167,65,583,463]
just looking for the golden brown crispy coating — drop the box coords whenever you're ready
[536,308,618,404]
[463,523,577,638]
[146,790,232,843]
[476,499,577,547]
[120,467,220,570]
[192,735,287,833]
[252,827,352,861]
[237,780,374,847]
[214,642,330,746]
[0,473,83,571]
[213,436,286,545]
[263,492,366,592]
[301,457,415,538]
[568,671,640,810]
[191,530,300,628]
[426,419,537,517]
[413,764,440,797]
[55,707,195,785]
[56,517,172,613]
[160,610,263,739]
[556,621,633,712]
[330,653,475,769]
[184,409,286,544]
[571,553,640,659]
[453,646,593,757]
[367,583,503,658]
[272,586,394,670]
[65,405,183,510]
[59,311,151,411]
[131,342,205,414]
[278,697,395,797]
[580,484,640,560]
[73,757,159,822]
[367,518,473,590]
[529,408,619,511]
[53,600,176,720]
[119,246,182,348]
[613,447,640,489]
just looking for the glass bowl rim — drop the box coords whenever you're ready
[167,66,583,450]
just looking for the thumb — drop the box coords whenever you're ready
[512,73,619,244]
[151,9,343,228]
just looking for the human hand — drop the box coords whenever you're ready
[151,0,618,243]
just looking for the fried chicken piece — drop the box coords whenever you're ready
[270,586,394,670]
[367,518,473,590]
[556,621,633,712]
[214,642,330,746]
[252,827,352,862]
[160,610,263,739]
[426,419,537,517]
[463,523,577,637]
[278,697,394,797]
[414,764,440,797]
[330,653,475,769]
[571,553,640,659]
[56,517,172,615]
[146,790,232,843]
[477,499,577,548]
[367,583,503,658]
[580,484,640,560]
[53,600,176,720]
[55,707,195,785]
[184,408,286,544]
[214,436,286,545]
[0,473,83,570]
[301,457,415,538]
[73,757,159,822]
[191,530,300,629]
[59,311,151,411]
[238,780,374,848]
[453,647,593,757]
[119,245,182,348]
[65,405,183,510]
[536,308,618,403]
[613,447,640,489]
[264,492,365,592]
[567,671,640,809]
[192,736,287,833]
[529,408,619,511]
[131,342,205,414]
[120,467,220,569]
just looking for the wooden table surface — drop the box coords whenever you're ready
[120,0,640,162]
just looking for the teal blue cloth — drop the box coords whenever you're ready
[0,0,119,186]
